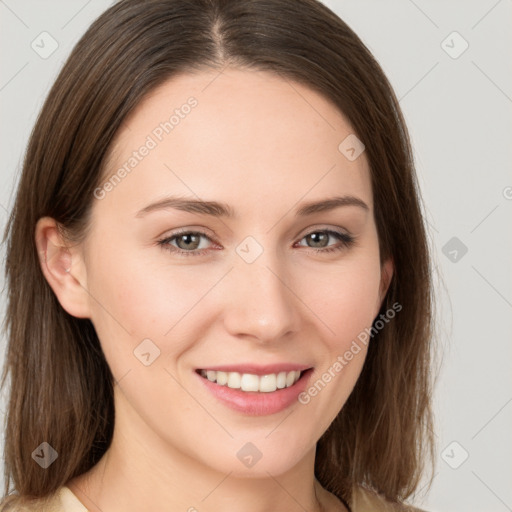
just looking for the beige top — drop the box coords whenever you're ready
[4,484,426,511]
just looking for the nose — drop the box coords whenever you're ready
[221,247,302,345]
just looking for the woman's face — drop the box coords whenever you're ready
[64,68,392,476]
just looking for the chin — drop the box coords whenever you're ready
[197,435,314,479]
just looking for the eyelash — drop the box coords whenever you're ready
[157,228,356,257]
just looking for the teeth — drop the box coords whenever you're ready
[276,371,287,389]
[200,370,302,392]
[285,371,296,387]
[227,372,241,389]
[216,371,228,385]
[241,373,259,392]
[259,374,277,392]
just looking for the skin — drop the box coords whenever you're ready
[36,67,393,512]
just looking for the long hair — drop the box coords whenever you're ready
[1,0,438,508]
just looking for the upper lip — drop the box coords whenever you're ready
[196,363,312,376]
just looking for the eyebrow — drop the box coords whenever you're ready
[135,195,369,218]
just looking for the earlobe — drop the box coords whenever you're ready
[35,217,91,319]
[376,257,394,313]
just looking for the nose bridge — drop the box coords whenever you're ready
[222,237,301,342]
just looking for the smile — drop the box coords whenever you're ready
[198,369,303,393]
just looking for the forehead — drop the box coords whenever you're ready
[98,67,372,220]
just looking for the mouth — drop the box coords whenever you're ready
[195,368,312,393]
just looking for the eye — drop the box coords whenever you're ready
[157,228,356,257]
[295,229,355,254]
[158,230,215,257]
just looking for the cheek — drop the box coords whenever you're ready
[303,256,382,347]
[86,247,219,368]
[294,261,380,429]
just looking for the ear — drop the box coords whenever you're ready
[35,217,91,319]
[375,257,394,315]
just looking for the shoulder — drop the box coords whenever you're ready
[0,486,88,512]
[350,485,428,512]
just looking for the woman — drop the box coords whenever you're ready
[0,0,437,510]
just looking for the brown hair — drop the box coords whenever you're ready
[1,0,438,508]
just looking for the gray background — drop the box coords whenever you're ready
[1,1,511,511]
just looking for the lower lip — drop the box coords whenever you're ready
[196,369,314,416]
